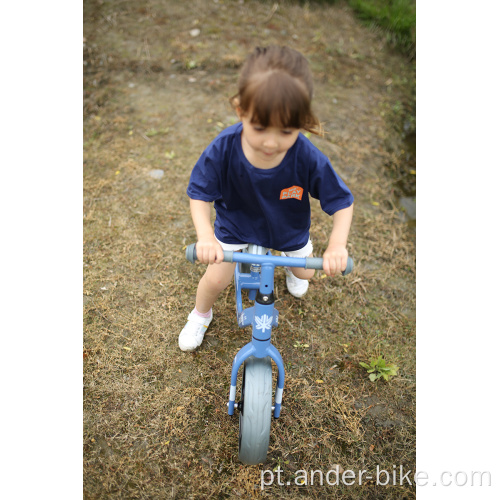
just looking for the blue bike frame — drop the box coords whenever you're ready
[185,243,353,421]
[223,250,326,419]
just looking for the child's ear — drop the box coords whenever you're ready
[231,97,243,119]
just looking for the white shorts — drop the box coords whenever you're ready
[215,236,313,258]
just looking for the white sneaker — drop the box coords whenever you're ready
[178,308,213,352]
[284,266,309,298]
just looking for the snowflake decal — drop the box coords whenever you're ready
[255,314,273,333]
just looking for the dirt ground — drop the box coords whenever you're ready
[83,0,416,498]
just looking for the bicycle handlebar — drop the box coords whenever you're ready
[185,243,353,276]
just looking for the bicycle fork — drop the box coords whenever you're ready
[227,262,285,418]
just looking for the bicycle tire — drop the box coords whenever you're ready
[238,355,273,465]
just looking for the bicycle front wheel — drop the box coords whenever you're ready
[238,355,273,465]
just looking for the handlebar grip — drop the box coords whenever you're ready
[343,256,354,276]
[186,243,235,264]
[304,257,324,270]
[305,256,354,275]
[186,243,197,263]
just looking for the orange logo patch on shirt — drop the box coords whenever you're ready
[280,185,304,201]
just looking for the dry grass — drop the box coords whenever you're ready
[84,0,415,498]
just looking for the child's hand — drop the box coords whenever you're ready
[196,237,224,265]
[322,243,348,276]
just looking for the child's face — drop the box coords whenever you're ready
[239,112,300,169]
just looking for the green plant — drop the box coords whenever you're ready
[309,0,416,57]
[348,0,415,57]
[360,356,399,381]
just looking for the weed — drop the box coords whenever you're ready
[360,356,399,382]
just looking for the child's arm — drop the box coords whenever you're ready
[322,204,354,276]
[190,198,224,265]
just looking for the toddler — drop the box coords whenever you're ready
[179,45,354,351]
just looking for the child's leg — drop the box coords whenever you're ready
[289,253,315,280]
[195,261,236,313]
[179,261,236,352]
[282,239,314,298]
[284,238,315,279]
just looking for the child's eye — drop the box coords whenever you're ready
[281,129,293,135]
[253,126,265,132]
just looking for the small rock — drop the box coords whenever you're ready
[189,28,200,37]
[149,169,164,180]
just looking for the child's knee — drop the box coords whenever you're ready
[201,264,234,291]
[203,275,230,292]
[291,267,315,280]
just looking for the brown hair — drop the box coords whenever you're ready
[230,46,323,136]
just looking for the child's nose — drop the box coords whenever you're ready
[263,134,278,148]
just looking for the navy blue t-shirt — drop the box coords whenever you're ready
[187,122,353,252]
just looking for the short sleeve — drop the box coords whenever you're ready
[308,152,353,215]
[186,142,223,202]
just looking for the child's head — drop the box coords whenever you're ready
[231,46,322,135]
